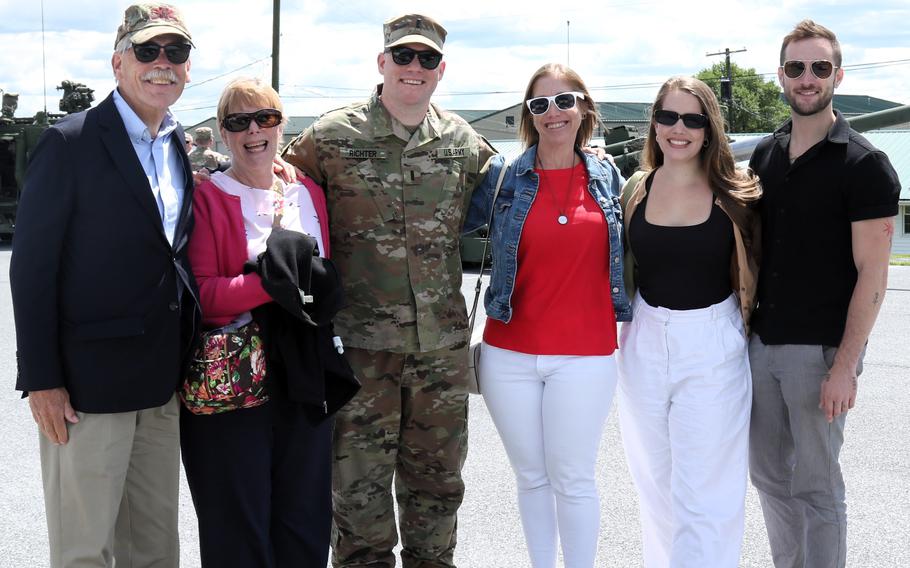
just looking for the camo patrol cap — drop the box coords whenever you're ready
[115,3,194,49]
[383,14,446,54]
[193,126,213,143]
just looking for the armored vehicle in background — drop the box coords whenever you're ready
[0,81,94,237]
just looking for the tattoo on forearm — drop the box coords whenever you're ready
[873,291,881,306]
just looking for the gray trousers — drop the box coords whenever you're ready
[39,394,180,568]
[748,335,864,568]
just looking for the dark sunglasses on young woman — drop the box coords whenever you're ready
[388,47,443,70]
[653,109,709,129]
[221,109,283,133]
[132,42,192,64]
[781,59,837,80]
[525,91,585,115]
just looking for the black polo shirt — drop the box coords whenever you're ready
[749,111,900,347]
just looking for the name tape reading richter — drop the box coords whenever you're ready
[340,148,388,160]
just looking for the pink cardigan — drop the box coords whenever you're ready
[188,176,331,328]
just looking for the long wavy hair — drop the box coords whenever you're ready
[642,76,761,231]
[518,63,599,149]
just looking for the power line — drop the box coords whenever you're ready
[184,56,271,90]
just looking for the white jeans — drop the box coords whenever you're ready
[617,294,751,568]
[480,343,617,568]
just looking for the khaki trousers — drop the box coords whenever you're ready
[39,394,180,568]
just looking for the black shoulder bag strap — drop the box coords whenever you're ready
[467,162,510,334]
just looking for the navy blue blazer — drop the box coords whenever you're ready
[10,92,201,413]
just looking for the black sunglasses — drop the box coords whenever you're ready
[388,47,443,70]
[654,109,709,129]
[526,91,585,115]
[221,109,283,133]
[132,42,192,64]
[782,59,837,80]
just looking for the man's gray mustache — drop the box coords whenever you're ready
[141,69,179,83]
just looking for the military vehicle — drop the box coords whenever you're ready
[461,103,910,264]
[0,81,94,237]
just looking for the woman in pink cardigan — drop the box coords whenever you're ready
[180,77,338,567]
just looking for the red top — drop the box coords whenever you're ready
[483,163,618,355]
[188,175,331,328]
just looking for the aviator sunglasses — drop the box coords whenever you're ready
[132,42,192,64]
[782,59,837,80]
[525,91,585,115]
[653,109,709,129]
[221,109,283,132]
[388,46,443,70]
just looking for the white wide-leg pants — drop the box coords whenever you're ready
[480,343,617,568]
[617,293,751,568]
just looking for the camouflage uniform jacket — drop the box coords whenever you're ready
[188,147,227,171]
[283,89,496,353]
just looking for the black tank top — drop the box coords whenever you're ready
[629,179,734,310]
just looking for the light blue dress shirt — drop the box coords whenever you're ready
[113,89,185,246]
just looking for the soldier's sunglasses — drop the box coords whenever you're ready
[388,47,443,70]
[222,109,283,132]
[132,42,192,64]
[782,60,837,80]
[525,92,585,115]
[653,109,709,129]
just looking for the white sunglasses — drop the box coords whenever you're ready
[525,91,585,115]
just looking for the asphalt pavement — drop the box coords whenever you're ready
[1,246,907,567]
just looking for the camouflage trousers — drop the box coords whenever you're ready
[332,341,470,568]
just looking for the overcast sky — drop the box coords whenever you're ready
[1,0,908,127]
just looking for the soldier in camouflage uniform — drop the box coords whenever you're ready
[282,13,496,568]
[188,126,228,172]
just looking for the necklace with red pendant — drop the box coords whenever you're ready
[536,154,577,225]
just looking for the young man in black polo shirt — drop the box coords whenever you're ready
[747,19,900,568]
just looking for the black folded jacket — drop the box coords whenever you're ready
[253,228,359,417]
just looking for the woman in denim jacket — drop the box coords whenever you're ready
[464,63,630,568]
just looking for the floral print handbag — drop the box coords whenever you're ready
[180,321,269,415]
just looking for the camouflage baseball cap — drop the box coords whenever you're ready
[114,3,194,49]
[193,126,213,143]
[383,14,446,54]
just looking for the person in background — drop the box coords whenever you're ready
[184,130,194,153]
[188,125,229,172]
[10,3,200,566]
[748,20,900,568]
[465,63,631,568]
[617,75,761,567]
[282,13,497,568]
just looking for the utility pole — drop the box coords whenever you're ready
[706,47,746,131]
[566,20,570,67]
[271,0,281,92]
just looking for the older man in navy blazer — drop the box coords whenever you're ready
[10,4,201,566]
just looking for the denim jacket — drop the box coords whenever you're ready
[465,145,633,324]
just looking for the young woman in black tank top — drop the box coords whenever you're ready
[617,76,761,567]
